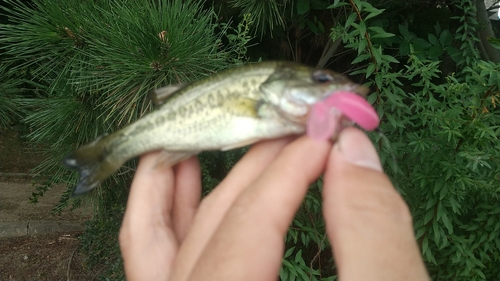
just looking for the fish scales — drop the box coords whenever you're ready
[63,61,368,196]
[102,71,269,159]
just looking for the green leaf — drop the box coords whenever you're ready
[428,33,439,46]
[371,32,395,39]
[297,0,310,15]
[433,177,445,194]
[441,212,453,234]
[364,8,385,21]
[368,26,393,37]
[385,112,399,128]
[415,226,427,240]
[465,225,479,231]
[398,24,411,39]
[424,243,437,265]
[439,30,453,46]
[424,208,435,224]
[381,54,399,63]
[310,0,328,10]
[422,236,429,254]
[328,0,348,9]
[413,38,432,49]
[316,20,325,33]
[357,20,367,40]
[439,183,448,200]
[284,246,295,258]
[357,39,368,55]
[488,231,497,242]
[366,63,376,78]
[294,250,304,264]
[446,46,460,63]
[279,267,289,281]
[345,13,357,29]
[282,259,297,277]
[305,18,322,34]
[400,40,410,55]
[428,45,444,58]
[487,37,500,50]
[432,219,441,242]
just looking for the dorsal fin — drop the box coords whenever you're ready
[149,83,186,106]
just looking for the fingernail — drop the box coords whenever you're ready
[336,128,383,172]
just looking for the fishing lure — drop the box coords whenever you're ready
[306,91,379,140]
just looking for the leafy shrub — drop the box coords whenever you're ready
[1,0,499,280]
[0,63,23,128]
[280,1,500,280]
[0,0,234,278]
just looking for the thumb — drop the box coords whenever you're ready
[322,127,429,281]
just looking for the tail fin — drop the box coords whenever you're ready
[62,135,123,196]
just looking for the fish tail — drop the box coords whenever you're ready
[62,135,123,196]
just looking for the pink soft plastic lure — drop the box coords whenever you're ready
[306,91,379,140]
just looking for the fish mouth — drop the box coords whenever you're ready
[269,83,370,126]
[340,83,370,97]
[298,84,370,126]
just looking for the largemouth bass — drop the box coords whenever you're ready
[63,61,369,196]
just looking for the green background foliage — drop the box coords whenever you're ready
[0,62,24,128]
[1,0,499,280]
[1,0,235,278]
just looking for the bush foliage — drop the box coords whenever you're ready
[1,0,234,278]
[1,0,499,280]
[280,1,500,280]
[0,62,24,128]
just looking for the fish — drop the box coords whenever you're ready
[62,61,370,196]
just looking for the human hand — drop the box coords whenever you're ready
[119,128,429,281]
[322,127,429,280]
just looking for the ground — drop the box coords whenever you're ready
[0,127,101,280]
[0,232,96,281]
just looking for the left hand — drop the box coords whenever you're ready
[119,136,331,281]
[120,128,428,281]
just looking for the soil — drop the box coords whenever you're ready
[0,127,100,280]
[0,232,98,281]
[0,128,41,174]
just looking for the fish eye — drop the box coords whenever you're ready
[312,70,334,83]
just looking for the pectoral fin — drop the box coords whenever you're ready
[220,138,260,151]
[153,150,201,169]
[150,83,186,106]
[224,97,260,118]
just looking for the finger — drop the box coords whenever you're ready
[121,151,176,236]
[172,156,201,242]
[170,137,295,281]
[120,151,178,281]
[188,136,331,281]
[322,127,429,280]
